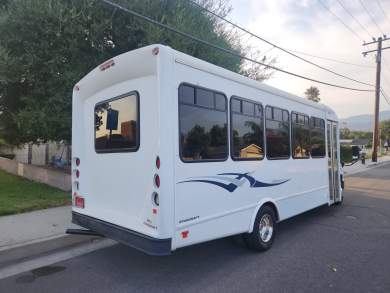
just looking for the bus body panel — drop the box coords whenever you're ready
[172,58,332,249]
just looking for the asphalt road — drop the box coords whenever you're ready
[1,164,390,293]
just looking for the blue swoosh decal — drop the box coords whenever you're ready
[179,179,238,192]
[252,179,290,187]
[219,173,256,186]
[178,172,290,192]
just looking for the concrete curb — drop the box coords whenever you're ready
[0,235,115,280]
[0,235,94,268]
[344,160,390,177]
[0,233,67,253]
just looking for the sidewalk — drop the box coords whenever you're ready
[0,206,78,251]
[343,155,390,176]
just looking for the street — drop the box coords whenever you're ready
[1,164,390,293]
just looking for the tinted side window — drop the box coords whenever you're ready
[266,106,290,159]
[311,117,326,157]
[179,84,228,162]
[95,92,139,153]
[292,113,310,158]
[231,97,264,160]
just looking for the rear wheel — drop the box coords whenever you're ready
[243,205,276,251]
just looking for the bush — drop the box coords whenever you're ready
[340,145,353,163]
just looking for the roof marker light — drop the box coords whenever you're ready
[99,59,115,71]
[152,47,159,56]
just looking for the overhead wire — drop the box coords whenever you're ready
[383,58,390,74]
[358,0,385,36]
[317,0,365,42]
[100,0,374,92]
[286,49,375,69]
[376,0,390,27]
[186,0,374,87]
[380,88,390,105]
[334,0,373,39]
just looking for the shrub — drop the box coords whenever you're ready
[340,145,353,163]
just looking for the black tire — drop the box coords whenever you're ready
[243,205,276,252]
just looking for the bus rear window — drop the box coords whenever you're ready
[95,92,139,153]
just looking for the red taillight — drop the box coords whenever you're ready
[76,170,80,178]
[75,158,80,166]
[154,174,160,188]
[156,156,160,169]
[75,196,84,208]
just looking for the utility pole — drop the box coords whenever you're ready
[362,36,390,162]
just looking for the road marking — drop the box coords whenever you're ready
[0,239,116,280]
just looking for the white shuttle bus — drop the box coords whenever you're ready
[70,45,343,255]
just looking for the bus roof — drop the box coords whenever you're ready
[74,44,337,119]
[169,45,336,117]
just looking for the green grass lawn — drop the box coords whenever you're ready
[0,170,71,216]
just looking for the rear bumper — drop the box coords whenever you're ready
[72,212,172,256]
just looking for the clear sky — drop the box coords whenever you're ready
[228,0,390,118]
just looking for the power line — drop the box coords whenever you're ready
[334,0,373,39]
[358,0,385,36]
[262,45,276,56]
[100,0,374,92]
[380,88,390,105]
[376,0,390,27]
[317,0,365,42]
[287,49,375,69]
[187,0,374,87]
[383,57,390,74]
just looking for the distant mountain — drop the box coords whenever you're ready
[340,111,390,131]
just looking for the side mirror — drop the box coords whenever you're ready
[341,161,345,168]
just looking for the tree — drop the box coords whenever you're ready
[185,125,209,158]
[0,0,275,145]
[340,127,351,139]
[381,119,390,140]
[239,49,277,82]
[304,86,320,102]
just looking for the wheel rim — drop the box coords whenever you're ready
[259,214,273,243]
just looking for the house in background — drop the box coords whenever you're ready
[341,138,370,159]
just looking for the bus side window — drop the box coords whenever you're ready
[179,84,228,162]
[292,112,310,159]
[230,97,264,160]
[265,106,290,159]
[310,117,326,158]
